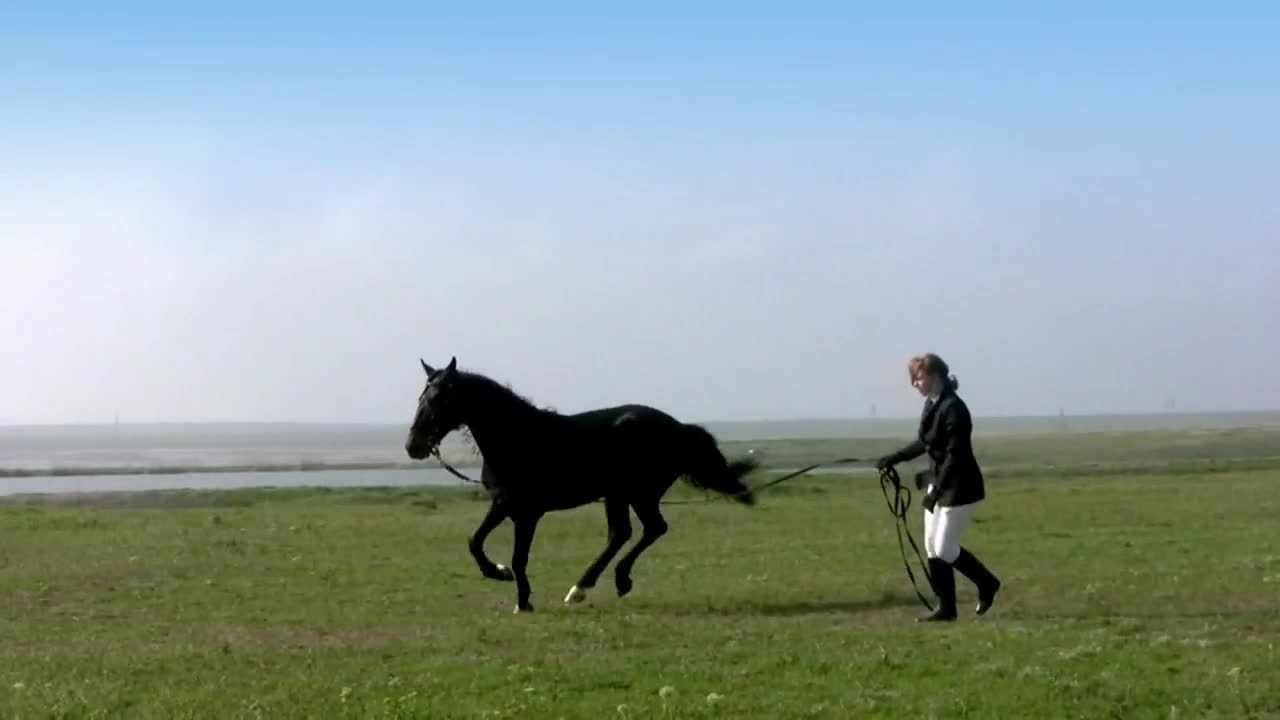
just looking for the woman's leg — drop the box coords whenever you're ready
[932,502,977,564]
[923,502,939,558]
[919,501,957,621]
[936,502,1001,615]
[949,507,1001,616]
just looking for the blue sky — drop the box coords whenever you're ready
[2,4,1277,424]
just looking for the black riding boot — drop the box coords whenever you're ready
[953,547,1001,615]
[917,557,957,622]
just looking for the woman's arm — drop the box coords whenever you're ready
[930,401,972,500]
[877,438,926,468]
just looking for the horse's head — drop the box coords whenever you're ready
[405,356,464,460]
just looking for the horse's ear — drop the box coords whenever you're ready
[444,356,457,376]
[421,358,435,375]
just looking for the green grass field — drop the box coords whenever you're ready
[3,430,1279,718]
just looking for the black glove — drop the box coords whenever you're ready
[921,489,940,513]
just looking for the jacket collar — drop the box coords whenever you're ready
[922,387,952,423]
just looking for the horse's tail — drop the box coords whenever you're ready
[678,423,759,505]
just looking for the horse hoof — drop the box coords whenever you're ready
[486,564,515,582]
[615,576,633,598]
[513,603,534,614]
[564,585,587,605]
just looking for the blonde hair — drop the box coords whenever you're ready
[909,353,959,392]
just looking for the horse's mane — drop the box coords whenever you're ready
[457,370,555,416]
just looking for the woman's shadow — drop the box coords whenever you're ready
[702,589,924,617]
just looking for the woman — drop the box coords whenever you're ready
[876,353,1001,622]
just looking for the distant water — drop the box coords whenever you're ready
[1,466,467,497]
[0,422,475,477]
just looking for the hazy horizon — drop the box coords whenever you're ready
[5,410,1278,477]
[4,6,1277,426]
[4,407,1280,430]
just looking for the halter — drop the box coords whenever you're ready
[431,446,480,484]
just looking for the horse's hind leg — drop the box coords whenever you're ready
[565,497,632,605]
[469,499,513,581]
[614,497,669,598]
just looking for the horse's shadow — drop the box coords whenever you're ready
[677,590,924,618]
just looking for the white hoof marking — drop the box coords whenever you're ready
[564,585,587,604]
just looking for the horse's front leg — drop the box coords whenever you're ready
[469,499,513,581]
[510,513,543,613]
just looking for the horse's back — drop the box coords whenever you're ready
[562,404,690,450]
[565,403,678,425]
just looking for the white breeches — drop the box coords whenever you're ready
[923,493,979,563]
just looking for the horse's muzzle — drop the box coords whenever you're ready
[405,435,436,460]
[405,429,444,460]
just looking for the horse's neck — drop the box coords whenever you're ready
[459,379,549,464]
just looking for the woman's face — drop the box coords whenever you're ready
[912,372,941,397]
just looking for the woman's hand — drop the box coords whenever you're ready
[921,489,940,512]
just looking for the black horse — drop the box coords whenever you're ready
[404,356,759,613]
